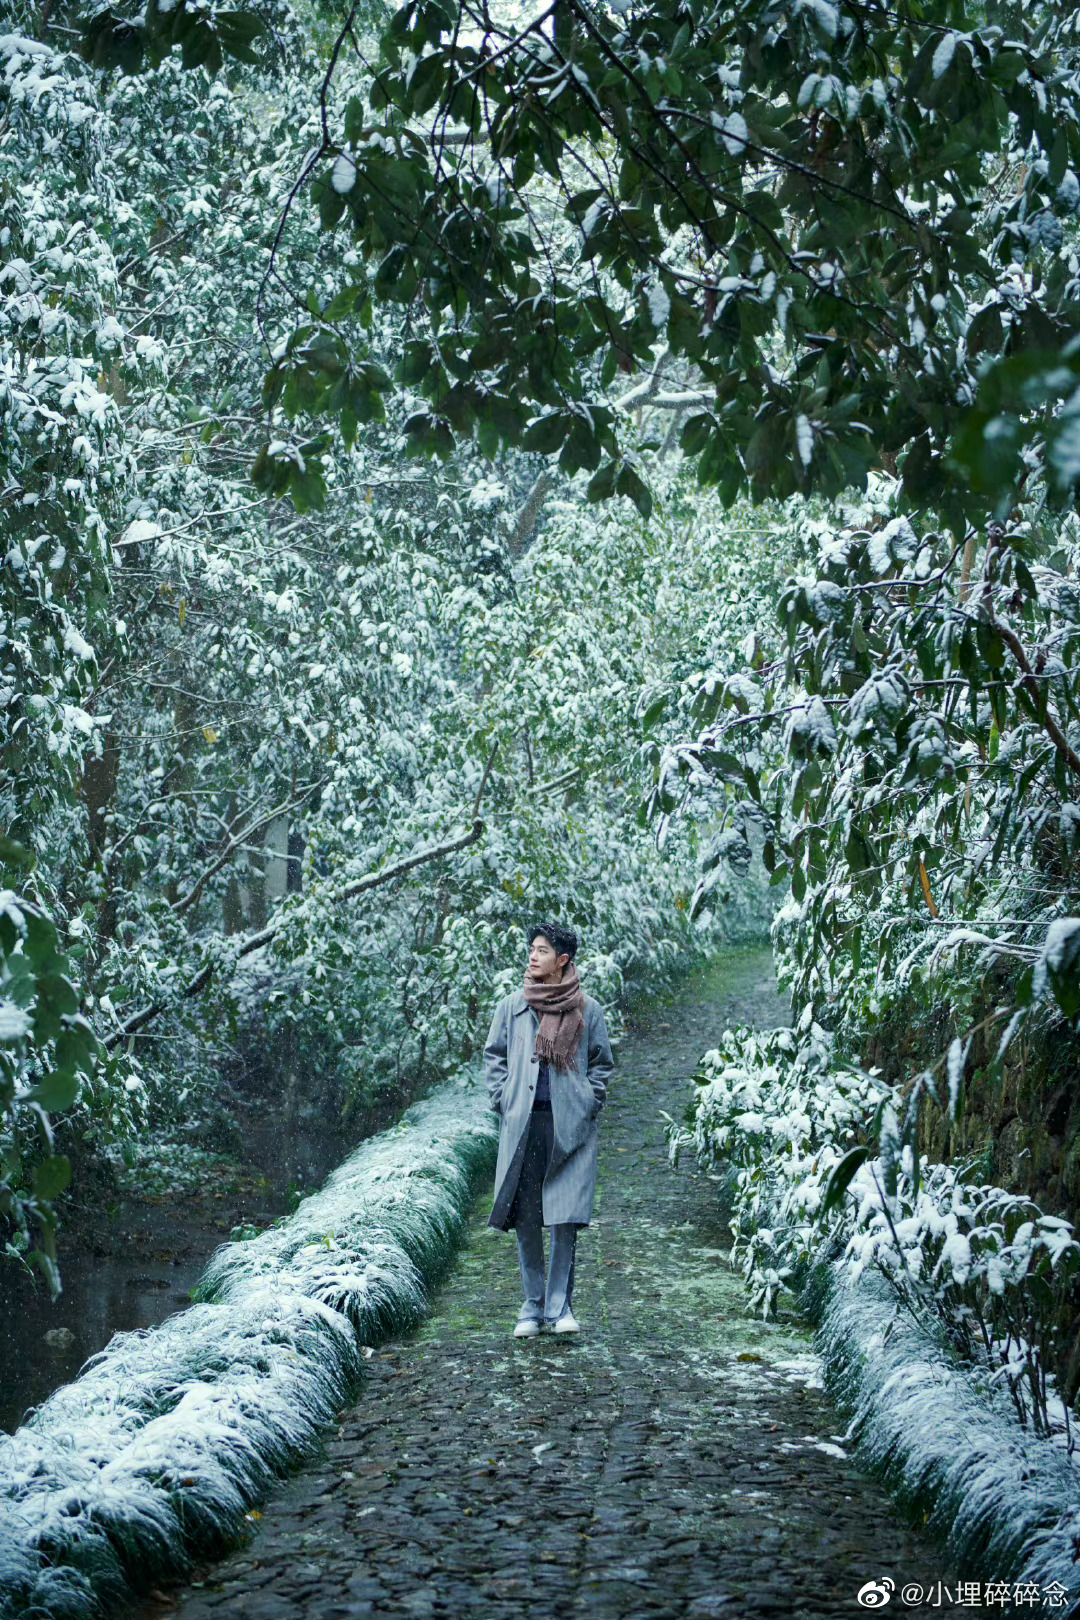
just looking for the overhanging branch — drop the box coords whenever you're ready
[102,815,489,1051]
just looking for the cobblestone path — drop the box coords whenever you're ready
[156,948,971,1620]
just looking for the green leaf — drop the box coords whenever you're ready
[408,52,446,116]
[79,11,145,73]
[33,1156,72,1202]
[522,414,568,455]
[966,303,1003,360]
[845,827,874,874]
[289,467,328,513]
[1043,920,1080,1018]
[345,97,366,144]
[477,413,500,460]
[615,464,653,521]
[0,836,35,872]
[215,11,267,65]
[26,1070,81,1112]
[641,694,667,730]
[317,178,348,231]
[818,1146,870,1222]
[56,1021,98,1076]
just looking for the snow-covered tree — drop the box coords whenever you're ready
[2,3,769,1286]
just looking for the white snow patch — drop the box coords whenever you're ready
[647,282,671,329]
[62,623,94,661]
[0,1000,31,1042]
[331,154,357,194]
[711,110,749,157]
[1034,917,1080,1000]
[932,32,957,79]
[121,519,163,547]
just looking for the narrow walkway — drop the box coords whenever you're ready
[156,949,969,1619]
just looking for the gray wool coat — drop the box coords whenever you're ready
[484,988,615,1231]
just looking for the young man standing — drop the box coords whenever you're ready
[483,923,615,1336]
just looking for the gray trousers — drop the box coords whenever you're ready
[507,1107,578,1325]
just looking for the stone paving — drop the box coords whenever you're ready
[151,948,976,1620]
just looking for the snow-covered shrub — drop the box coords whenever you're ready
[669,1024,1080,1446]
[0,1075,497,1620]
[646,470,1080,1244]
[840,1156,1080,1447]
[667,1021,884,1314]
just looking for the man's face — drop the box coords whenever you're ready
[528,934,569,983]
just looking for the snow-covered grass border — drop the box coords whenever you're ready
[805,1258,1080,1605]
[0,1076,497,1620]
[667,1022,1080,1600]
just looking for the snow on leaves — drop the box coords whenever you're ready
[3,16,759,1291]
[786,696,838,758]
[673,1022,1080,1447]
[931,31,957,81]
[652,474,1080,1054]
[262,0,1080,521]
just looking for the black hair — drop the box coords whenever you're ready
[528,921,579,963]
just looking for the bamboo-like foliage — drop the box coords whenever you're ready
[0,1078,497,1620]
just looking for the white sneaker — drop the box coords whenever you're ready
[553,1312,580,1334]
[513,1318,541,1337]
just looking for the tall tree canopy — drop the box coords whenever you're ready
[252,0,1080,524]
[2,0,777,1287]
[10,0,1080,1296]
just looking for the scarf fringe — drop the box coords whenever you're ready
[534,1031,580,1070]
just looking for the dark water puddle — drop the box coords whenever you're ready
[0,1103,350,1434]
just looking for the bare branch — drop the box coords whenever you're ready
[994,618,1080,781]
[171,781,324,919]
[102,806,494,1052]
[505,473,555,558]
[534,765,582,794]
[471,740,500,823]
[337,817,485,906]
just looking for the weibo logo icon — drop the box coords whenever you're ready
[856,1577,896,1608]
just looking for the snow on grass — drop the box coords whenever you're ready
[810,1259,1080,1594]
[0,1295,358,1620]
[0,1076,497,1620]
[673,1023,1080,1593]
[196,1082,497,1322]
